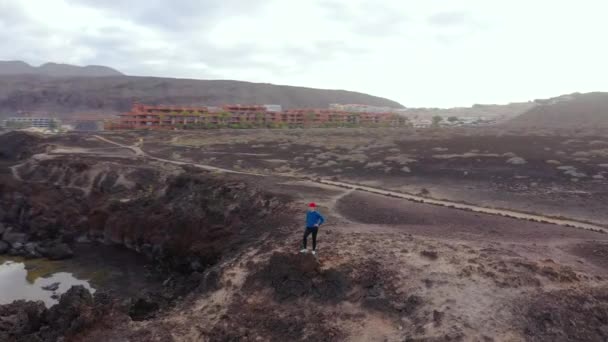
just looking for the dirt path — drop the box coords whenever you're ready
[93,135,260,176]
[92,135,608,234]
[320,179,608,234]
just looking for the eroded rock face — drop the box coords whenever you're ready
[0,301,46,341]
[1,156,294,272]
[0,286,110,342]
[0,241,8,254]
[0,131,46,162]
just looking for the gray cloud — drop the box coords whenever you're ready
[2,0,605,108]
[66,0,261,30]
[321,0,409,36]
[428,10,475,28]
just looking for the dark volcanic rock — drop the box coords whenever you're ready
[24,242,40,258]
[523,287,608,341]
[0,131,45,161]
[0,241,8,254]
[2,228,27,246]
[245,252,351,303]
[128,294,160,321]
[41,282,60,292]
[0,286,118,341]
[46,286,94,335]
[44,242,74,260]
[0,300,46,340]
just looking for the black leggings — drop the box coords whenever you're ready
[302,227,318,250]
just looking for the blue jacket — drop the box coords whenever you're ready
[306,210,325,228]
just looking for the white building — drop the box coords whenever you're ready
[263,104,282,112]
[329,104,397,113]
[2,117,61,129]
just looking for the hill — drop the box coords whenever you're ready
[506,92,608,128]
[0,60,123,77]
[0,74,403,118]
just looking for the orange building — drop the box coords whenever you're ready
[114,103,406,130]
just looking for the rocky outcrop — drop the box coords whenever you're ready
[0,286,115,341]
[0,131,47,162]
[0,153,295,273]
[90,173,293,272]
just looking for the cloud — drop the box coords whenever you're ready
[428,10,474,27]
[1,0,608,107]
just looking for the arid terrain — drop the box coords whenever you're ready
[2,127,608,341]
[0,61,402,118]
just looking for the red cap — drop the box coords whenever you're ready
[308,202,316,208]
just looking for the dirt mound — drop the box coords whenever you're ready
[0,131,45,161]
[209,252,421,341]
[244,252,351,303]
[507,92,608,129]
[569,241,608,271]
[521,287,608,341]
[245,252,418,314]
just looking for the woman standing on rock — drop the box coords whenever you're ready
[301,202,325,256]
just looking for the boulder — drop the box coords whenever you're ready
[0,300,46,338]
[42,282,60,292]
[129,294,160,321]
[2,228,27,246]
[44,242,74,260]
[24,242,40,258]
[0,241,8,254]
[46,285,95,336]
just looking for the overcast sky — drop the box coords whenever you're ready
[1,0,607,107]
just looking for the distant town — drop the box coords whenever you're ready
[1,102,513,132]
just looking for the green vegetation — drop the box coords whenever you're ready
[432,115,443,127]
[5,121,31,129]
[48,119,59,130]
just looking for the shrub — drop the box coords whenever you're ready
[364,161,384,168]
[506,157,527,165]
[385,155,416,165]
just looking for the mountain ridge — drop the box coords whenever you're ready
[0,60,123,77]
[0,74,403,117]
[506,92,608,128]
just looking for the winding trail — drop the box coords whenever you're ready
[93,135,258,176]
[93,135,608,234]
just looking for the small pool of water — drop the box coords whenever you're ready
[0,259,94,306]
[0,243,163,307]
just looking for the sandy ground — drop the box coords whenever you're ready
[113,179,608,341]
[91,128,608,226]
[7,130,608,341]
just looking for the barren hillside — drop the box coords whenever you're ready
[0,61,123,77]
[506,92,608,128]
[0,74,403,118]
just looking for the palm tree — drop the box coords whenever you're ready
[218,112,231,127]
[305,112,316,127]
